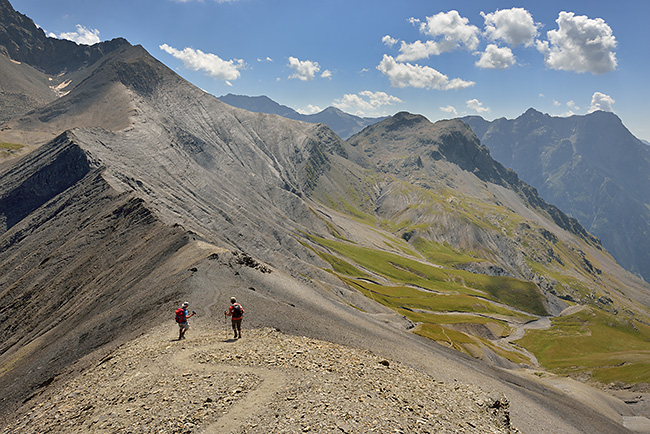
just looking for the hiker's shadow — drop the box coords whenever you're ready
[224,338,239,343]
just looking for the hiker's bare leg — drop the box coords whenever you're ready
[234,319,242,338]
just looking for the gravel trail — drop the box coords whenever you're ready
[2,322,515,434]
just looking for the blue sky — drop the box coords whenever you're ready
[10,0,650,141]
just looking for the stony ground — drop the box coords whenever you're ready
[3,319,516,434]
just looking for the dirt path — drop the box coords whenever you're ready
[171,282,289,434]
[171,344,286,434]
[494,317,552,367]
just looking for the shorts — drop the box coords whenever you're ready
[231,318,242,330]
[178,322,190,330]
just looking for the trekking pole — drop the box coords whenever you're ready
[224,311,228,341]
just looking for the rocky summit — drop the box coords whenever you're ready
[1,1,650,433]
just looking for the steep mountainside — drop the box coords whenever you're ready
[1,2,650,432]
[1,45,351,273]
[320,113,649,312]
[0,53,56,123]
[0,0,129,135]
[218,93,387,139]
[346,112,598,244]
[0,0,128,75]
[462,109,650,283]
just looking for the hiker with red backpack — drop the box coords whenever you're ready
[175,301,195,340]
[225,297,244,339]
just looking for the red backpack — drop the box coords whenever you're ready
[175,308,186,323]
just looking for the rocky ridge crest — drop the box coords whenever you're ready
[4,324,516,434]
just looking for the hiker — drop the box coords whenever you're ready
[225,297,244,339]
[175,301,195,340]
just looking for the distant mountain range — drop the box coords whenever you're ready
[218,93,387,139]
[462,109,650,283]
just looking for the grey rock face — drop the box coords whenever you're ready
[0,132,90,232]
[0,0,129,75]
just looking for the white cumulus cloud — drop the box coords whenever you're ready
[475,44,516,69]
[466,99,490,113]
[396,39,458,62]
[481,8,539,47]
[160,44,244,84]
[419,10,480,51]
[321,70,333,79]
[288,57,321,81]
[382,35,399,47]
[296,104,323,115]
[50,24,101,45]
[397,10,479,62]
[377,55,475,91]
[536,11,617,74]
[333,90,402,116]
[439,105,458,116]
[589,92,615,112]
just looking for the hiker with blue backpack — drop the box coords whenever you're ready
[226,297,244,339]
[175,301,195,340]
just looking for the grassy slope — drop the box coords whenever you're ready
[305,233,541,365]
[304,171,650,384]
[0,142,24,159]
[516,308,650,384]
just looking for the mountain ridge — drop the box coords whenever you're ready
[0,0,129,75]
[0,0,132,127]
[347,112,600,249]
[218,93,388,139]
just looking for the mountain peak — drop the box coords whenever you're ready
[585,109,622,123]
[320,106,344,114]
[0,1,130,74]
[392,111,427,121]
[219,93,300,118]
[381,111,429,130]
[465,106,650,282]
[521,107,548,119]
